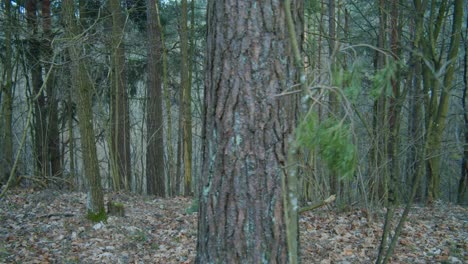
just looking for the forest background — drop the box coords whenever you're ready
[0,0,467,263]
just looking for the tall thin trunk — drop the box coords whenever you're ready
[68,93,76,189]
[387,0,400,204]
[426,0,463,203]
[156,3,173,196]
[42,0,61,179]
[407,0,424,201]
[376,0,401,262]
[328,0,339,197]
[146,0,166,197]
[179,0,192,196]
[459,13,468,204]
[26,0,48,179]
[109,0,132,191]
[63,0,105,220]
[189,0,196,195]
[2,0,14,184]
[370,0,388,204]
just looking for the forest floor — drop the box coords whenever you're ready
[0,189,466,264]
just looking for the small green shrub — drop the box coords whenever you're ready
[295,113,357,180]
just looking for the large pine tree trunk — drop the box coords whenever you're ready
[196,1,303,262]
[146,0,166,197]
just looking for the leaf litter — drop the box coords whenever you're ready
[0,189,466,263]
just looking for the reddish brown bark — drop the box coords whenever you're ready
[196,0,303,262]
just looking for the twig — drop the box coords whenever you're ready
[299,195,336,214]
[37,213,75,219]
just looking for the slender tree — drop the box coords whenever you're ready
[42,0,62,179]
[1,0,14,184]
[459,13,468,204]
[407,0,425,201]
[425,0,463,203]
[376,0,401,262]
[146,0,166,196]
[328,0,339,197]
[109,0,132,191]
[196,0,303,262]
[26,0,48,179]
[179,0,192,196]
[63,0,106,220]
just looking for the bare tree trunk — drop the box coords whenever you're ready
[42,0,62,180]
[179,0,192,196]
[146,0,166,197]
[26,0,48,180]
[1,0,14,184]
[109,0,132,191]
[369,0,388,204]
[63,0,105,220]
[407,2,424,201]
[426,0,463,203]
[459,14,468,204]
[376,0,401,262]
[328,0,339,197]
[158,4,174,196]
[196,0,303,262]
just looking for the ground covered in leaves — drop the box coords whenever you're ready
[0,189,466,263]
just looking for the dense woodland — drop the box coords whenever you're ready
[0,0,467,263]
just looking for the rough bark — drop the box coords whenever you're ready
[146,0,166,197]
[196,0,303,262]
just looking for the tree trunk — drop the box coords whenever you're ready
[1,0,14,184]
[179,0,192,196]
[376,1,401,262]
[67,92,77,189]
[109,0,132,191]
[369,0,388,204]
[459,15,468,204]
[387,0,400,204]
[328,0,339,197]
[426,0,463,203]
[63,0,106,220]
[26,0,48,179]
[158,4,174,196]
[196,0,303,262]
[42,0,62,179]
[146,0,166,197]
[407,0,424,201]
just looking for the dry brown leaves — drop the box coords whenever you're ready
[0,189,466,263]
